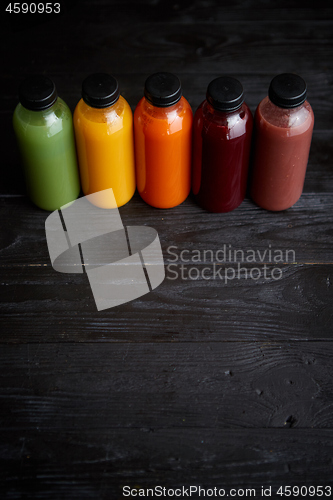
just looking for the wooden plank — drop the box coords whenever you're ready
[0,342,333,430]
[303,131,333,193]
[1,428,333,498]
[0,191,332,342]
[0,265,331,342]
[80,0,333,23]
[1,268,333,343]
[2,22,333,113]
[3,20,333,81]
[1,193,332,265]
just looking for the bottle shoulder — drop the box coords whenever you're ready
[256,96,314,131]
[194,100,253,139]
[198,100,252,125]
[13,98,71,129]
[74,95,132,125]
[134,96,192,127]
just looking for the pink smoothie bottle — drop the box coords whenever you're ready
[250,73,314,211]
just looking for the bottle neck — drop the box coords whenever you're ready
[143,96,184,119]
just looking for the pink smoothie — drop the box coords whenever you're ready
[250,96,314,211]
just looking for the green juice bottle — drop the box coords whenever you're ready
[13,75,81,211]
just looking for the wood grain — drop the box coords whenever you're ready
[1,429,333,498]
[0,263,332,343]
[1,193,333,263]
[0,192,332,343]
[1,342,333,429]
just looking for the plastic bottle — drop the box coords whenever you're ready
[74,73,136,208]
[250,73,314,211]
[13,75,80,211]
[192,76,253,212]
[134,72,193,209]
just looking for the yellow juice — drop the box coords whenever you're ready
[74,93,135,209]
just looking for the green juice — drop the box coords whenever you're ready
[13,98,80,211]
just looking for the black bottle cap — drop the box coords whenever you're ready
[82,73,120,108]
[268,73,307,109]
[19,75,57,111]
[206,76,244,112]
[144,72,182,107]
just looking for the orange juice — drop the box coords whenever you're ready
[74,73,135,208]
[134,73,193,209]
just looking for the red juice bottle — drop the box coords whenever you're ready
[250,73,314,211]
[192,76,253,213]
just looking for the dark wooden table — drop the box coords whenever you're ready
[1,1,333,498]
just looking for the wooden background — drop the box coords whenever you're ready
[1,0,333,498]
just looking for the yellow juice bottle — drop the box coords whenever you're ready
[74,73,136,208]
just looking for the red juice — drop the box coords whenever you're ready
[192,77,253,213]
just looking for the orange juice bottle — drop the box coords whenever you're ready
[74,73,136,208]
[134,72,193,208]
